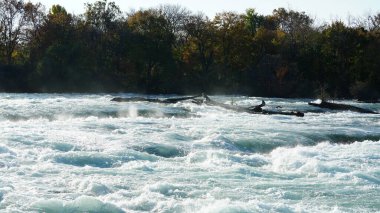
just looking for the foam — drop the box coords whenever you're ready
[0,94,379,212]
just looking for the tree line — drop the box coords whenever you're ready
[1,0,379,99]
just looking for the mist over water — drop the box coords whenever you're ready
[0,93,379,212]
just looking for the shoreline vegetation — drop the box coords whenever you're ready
[0,0,379,101]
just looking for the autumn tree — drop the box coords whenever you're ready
[0,2,379,98]
[273,8,314,59]
[0,0,28,65]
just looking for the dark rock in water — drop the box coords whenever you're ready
[248,100,265,112]
[111,97,149,102]
[111,95,201,103]
[327,134,380,144]
[262,110,304,117]
[112,94,305,117]
[201,94,305,117]
[308,101,378,114]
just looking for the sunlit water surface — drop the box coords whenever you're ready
[0,93,379,212]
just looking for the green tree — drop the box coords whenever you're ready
[30,4,78,91]
[82,0,125,91]
[183,14,217,92]
[213,12,251,92]
[128,9,176,93]
[244,8,265,35]
[320,21,365,97]
[84,0,121,32]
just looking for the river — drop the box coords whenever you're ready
[0,93,379,212]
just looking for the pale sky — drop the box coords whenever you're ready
[30,0,380,23]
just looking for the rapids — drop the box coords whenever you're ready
[0,94,379,212]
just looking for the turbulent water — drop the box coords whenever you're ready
[0,93,379,213]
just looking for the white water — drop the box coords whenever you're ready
[0,94,379,212]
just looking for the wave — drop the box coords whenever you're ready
[194,132,380,155]
[31,196,124,213]
[297,133,380,146]
[266,140,380,176]
[52,150,157,168]
[133,144,188,158]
